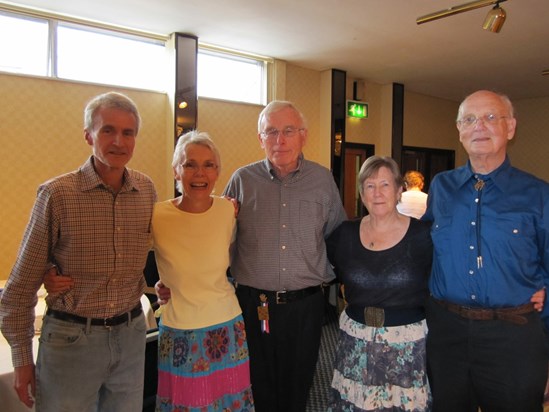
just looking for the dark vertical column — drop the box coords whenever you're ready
[391,83,404,165]
[331,69,346,194]
[174,33,198,140]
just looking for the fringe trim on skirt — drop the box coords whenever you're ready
[156,315,254,411]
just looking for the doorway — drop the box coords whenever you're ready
[401,146,455,193]
[340,142,375,219]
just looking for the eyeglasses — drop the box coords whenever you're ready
[457,113,508,128]
[180,161,218,173]
[260,126,304,141]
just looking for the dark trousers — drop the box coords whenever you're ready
[426,297,548,412]
[236,285,324,412]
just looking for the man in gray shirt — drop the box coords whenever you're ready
[224,101,347,411]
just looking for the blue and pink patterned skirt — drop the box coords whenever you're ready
[156,315,254,411]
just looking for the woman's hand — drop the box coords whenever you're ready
[155,280,171,305]
[531,287,546,312]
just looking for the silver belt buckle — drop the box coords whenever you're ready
[364,307,385,327]
[276,290,287,304]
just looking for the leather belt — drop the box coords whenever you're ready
[432,297,535,325]
[346,305,425,327]
[237,284,323,304]
[46,304,143,327]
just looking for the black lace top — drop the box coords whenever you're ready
[327,218,433,310]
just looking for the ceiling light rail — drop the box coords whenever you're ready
[417,0,508,33]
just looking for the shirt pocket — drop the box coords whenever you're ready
[431,215,454,258]
[492,214,537,259]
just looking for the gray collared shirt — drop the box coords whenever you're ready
[223,156,347,291]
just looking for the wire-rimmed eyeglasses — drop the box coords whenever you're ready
[260,126,305,141]
[180,161,218,173]
[457,113,508,128]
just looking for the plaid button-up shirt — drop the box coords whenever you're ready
[0,156,156,367]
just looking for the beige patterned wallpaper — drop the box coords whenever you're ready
[0,73,170,279]
[285,64,322,165]
[196,98,264,194]
[509,97,549,181]
[403,92,467,166]
[1,69,548,280]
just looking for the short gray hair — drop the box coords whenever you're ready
[257,100,307,132]
[84,92,141,133]
[358,156,403,195]
[172,130,221,193]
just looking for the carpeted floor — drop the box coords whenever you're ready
[306,304,339,412]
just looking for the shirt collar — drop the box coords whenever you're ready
[80,156,137,193]
[263,153,305,180]
[460,156,512,191]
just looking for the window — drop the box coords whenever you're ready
[0,9,167,91]
[57,23,166,91]
[0,8,271,98]
[0,12,48,76]
[198,47,269,105]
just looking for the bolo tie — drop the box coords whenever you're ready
[474,176,485,268]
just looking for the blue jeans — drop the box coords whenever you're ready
[36,312,147,412]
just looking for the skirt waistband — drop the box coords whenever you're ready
[345,305,425,327]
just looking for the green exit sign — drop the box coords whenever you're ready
[347,100,368,119]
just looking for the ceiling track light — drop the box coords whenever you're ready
[417,0,508,30]
[483,3,506,33]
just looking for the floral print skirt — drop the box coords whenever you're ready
[328,310,431,412]
[156,315,254,412]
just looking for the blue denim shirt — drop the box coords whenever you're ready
[423,157,549,327]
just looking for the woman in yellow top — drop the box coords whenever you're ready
[152,130,253,411]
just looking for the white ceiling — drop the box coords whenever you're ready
[3,0,549,102]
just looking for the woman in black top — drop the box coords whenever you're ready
[327,156,433,412]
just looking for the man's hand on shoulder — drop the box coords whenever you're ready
[221,195,239,217]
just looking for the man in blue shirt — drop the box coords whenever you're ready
[423,90,549,412]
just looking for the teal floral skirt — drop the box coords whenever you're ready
[156,315,254,411]
[328,310,431,412]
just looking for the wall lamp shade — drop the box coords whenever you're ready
[483,5,506,32]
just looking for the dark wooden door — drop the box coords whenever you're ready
[401,146,455,193]
[341,143,375,219]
